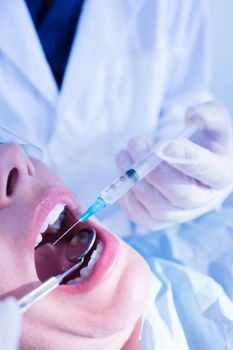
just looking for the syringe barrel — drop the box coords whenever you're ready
[101,149,162,205]
[131,147,162,180]
[101,170,138,204]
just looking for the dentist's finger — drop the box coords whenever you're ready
[185,101,233,148]
[147,162,212,209]
[119,191,169,230]
[156,138,233,189]
[120,136,222,208]
[127,137,153,161]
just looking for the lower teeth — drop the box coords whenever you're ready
[67,242,103,285]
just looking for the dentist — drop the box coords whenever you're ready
[0,0,232,236]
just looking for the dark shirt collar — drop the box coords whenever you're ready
[25,0,84,88]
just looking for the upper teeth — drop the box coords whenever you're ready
[34,203,65,247]
[40,203,65,233]
[35,233,43,246]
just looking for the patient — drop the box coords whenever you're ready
[0,143,153,350]
[2,124,233,350]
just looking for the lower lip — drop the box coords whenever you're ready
[58,222,121,293]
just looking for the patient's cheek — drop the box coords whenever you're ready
[108,244,152,329]
[31,158,64,186]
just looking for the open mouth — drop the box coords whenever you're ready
[34,204,103,285]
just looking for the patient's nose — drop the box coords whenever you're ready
[0,144,35,207]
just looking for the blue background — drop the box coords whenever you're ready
[209,0,233,114]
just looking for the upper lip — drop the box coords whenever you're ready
[29,186,80,249]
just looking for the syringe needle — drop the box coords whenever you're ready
[52,200,105,246]
[52,219,81,246]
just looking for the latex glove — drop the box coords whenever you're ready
[116,101,233,230]
[0,298,22,350]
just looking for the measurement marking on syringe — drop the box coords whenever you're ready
[105,170,139,194]
[105,176,128,192]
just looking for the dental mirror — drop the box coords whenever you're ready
[66,228,96,262]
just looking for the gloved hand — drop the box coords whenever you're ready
[116,101,233,231]
[0,297,22,350]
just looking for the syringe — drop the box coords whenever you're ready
[53,121,202,245]
[78,121,202,222]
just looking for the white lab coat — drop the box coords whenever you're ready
[0,0,212,236]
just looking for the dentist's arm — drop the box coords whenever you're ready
[116,101,233,230]
[0,298,22,350]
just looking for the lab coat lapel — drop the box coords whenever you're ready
[59,0,146,113]
[0,0,58,105]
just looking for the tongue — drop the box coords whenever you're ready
[34,233,93,282]
[35,243,73,281]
